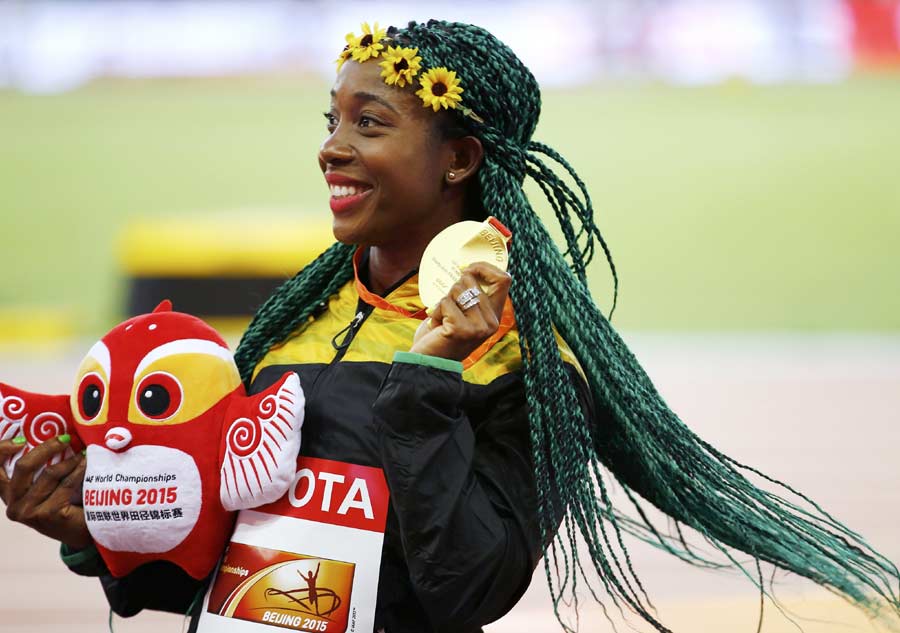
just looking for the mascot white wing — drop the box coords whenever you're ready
[219,373,304,511]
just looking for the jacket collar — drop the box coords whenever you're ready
[353,247,428,320]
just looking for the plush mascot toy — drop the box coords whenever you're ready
[0,301,304,580]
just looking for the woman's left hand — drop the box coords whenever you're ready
[410,261,511,362]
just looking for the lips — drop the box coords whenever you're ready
[329,188,372,214]
[324,173,370,187]
[325,173,373,214]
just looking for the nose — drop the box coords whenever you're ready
[105,426,132,452]
[317,126,354,170]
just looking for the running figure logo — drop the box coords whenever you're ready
[263,562,344,618]
[305,563,320,608]
[207,546,355,633]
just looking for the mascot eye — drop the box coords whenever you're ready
[136,372,183,420]
[77,373,105,420]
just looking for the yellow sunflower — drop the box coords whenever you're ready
[379,46,422,88]
[416,67,464,112]
[335,45,353,72]
[335,30,360,72]
[350,22,387,63]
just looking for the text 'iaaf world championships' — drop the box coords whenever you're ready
[85,472,178,484]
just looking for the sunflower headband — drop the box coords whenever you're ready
[336,22,484,124]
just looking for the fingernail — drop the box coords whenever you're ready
[12,436,26,446]
[58,434,71,444]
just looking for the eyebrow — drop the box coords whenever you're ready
[330,89,399,114]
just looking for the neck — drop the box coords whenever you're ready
[366,244,423,295]
[365,198,468,295]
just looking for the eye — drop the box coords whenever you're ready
[77,373,105,421]
[358,114,385,129]
[323,112,337,130]
[136,372,183,421]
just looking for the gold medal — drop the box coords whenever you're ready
[418,216,511,312]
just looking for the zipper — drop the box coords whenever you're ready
[321,251,418,375]
[329,302,373,363]
[300,301,373,404]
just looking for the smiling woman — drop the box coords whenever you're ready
[319,59,486,295]
[3,17,899,633]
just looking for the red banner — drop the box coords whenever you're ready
[254,456,389,534]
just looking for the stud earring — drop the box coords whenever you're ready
[447,171,456,181]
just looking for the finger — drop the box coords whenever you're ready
[0,438,27,460]
[39,457,86,518]
[41,461,91,550]
[428,299,445,326]
[438,294,483,336]
[56,504,90,549]
[57,504,90,548]
[472,290,498,329]
[453,272,495,326]
[437,295,463,329]
[452,271,485,303]
[412,316,432,343]
[462,262,511,317]
[463,261,510,289]
[8,436,72,504]
[0,439,27,502]
[21,453,84,510]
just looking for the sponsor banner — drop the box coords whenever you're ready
[197,457,388,633]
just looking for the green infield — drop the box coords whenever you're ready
[0,74,898,334]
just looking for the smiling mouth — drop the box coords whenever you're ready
[329,184,372,198]
[329,184,373,214]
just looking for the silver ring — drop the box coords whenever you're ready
[460,296,481,311]
[455,287,481,306]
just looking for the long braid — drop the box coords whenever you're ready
[235,19,900,632]
[234,241,355,385]
[396,19,900,631]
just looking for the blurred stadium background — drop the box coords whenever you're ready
[1,1,899,632]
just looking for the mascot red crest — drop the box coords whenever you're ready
[0,300,304,579]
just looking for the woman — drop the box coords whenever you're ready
[2,19,898,633]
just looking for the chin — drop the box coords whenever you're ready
[332,232,357,246]
[331,218,381,248]
[331,222,362,246]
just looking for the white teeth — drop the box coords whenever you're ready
[329,184,369,198]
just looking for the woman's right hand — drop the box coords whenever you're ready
[411,262,511,362]
[0,437,91,549]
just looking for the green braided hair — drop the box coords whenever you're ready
[235,19,900,631]
[233,241,355,380]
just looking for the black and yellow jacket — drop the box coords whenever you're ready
[63,252,590,633]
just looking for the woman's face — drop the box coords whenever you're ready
[319,59,459,249]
